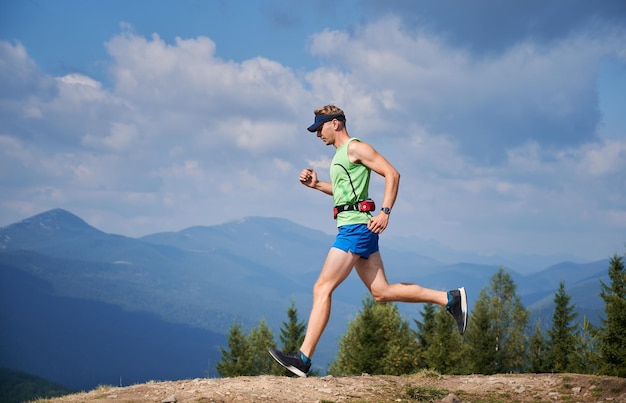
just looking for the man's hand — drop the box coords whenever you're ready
[367,213,389,234]
[299,168,318,189]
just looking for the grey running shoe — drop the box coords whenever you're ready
[268,348,311,377]
[447,287,468,335]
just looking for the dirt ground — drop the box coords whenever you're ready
[44,373,626,403]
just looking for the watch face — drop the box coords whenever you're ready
[382,207,390,214]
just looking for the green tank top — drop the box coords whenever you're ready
[330,138,372,227]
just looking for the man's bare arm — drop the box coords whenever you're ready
[348,141,400,233]
[300,168,333,195]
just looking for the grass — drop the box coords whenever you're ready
[404,384,449,401]
[412,368,442,378]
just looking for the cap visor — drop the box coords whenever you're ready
[307,122,322,132]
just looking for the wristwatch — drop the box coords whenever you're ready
[381,207,391,215]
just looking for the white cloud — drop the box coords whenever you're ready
[81,122,139,152]
[105,32,309,116]
[0,16,624,260]
[577,139,626,176]
[309,17,623,157]
[305,156,332,172]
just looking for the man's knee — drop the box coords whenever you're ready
[313,280,333,299]
[370,285,389,302]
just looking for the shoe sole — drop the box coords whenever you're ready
[459,286,468,335]
[268,348,308,378]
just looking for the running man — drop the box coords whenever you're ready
[269,105,468,377]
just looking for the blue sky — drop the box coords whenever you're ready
[1,0,625,263]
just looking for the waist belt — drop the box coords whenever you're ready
[333,199,376,219]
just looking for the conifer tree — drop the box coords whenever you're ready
[546,281,578,372]
[279,300,306,352]
[492,268,529,373]
[216,322,252,377]
[329,295,420,376]
[464,268,529,374]
[415,303,436,350]
[414,303,437,368]
[276,301,312,376]
[247,318,279,375]
[216,319,280,377]
[423,306,464,374]
[527,320,549,373]
[464,289,497,374]
[569,316,601,374]
[599,253,626,377]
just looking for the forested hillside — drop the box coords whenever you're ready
[0,209,618,390]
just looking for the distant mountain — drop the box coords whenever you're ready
[0,368,74,403]
[384,235,589,274]
[0,208,184,264]
[0,209,340,389]
[0,209,612,390]
[0,254,225,391]
[0,210,319,332]
[525,262,609,329]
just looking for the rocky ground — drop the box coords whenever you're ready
[41,373,626,402]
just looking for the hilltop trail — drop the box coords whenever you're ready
[47,373,625,402]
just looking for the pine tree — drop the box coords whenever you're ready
[279,300,306,352]
[329,295,420,376]
[464,268,529,374]
[599,253,626,377]
[464,289,498,374]
[216,322,252,377]
[527,319,549,373]
[216,319,280,377]
[414,303,437,368]
[569,316,601,374]
[415,303,436,350]
[423,306,464,374]
[492,268,529,373]
[546,281,578,372]
[247,318,280,375]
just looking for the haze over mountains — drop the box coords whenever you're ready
[0,209,612,390]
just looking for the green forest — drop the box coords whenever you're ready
[0,369,74,403]
[217,253,626,378]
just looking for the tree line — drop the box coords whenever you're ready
[216,253,626,377]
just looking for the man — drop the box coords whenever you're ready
[269,105,467,377]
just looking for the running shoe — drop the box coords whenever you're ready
[447,287,468,335]
[268,348,311,378]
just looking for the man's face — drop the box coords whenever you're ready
[316,119,334,145]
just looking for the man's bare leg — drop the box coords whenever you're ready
[356,252,467,334]
[299,248,360,358]
[355,252,448,305]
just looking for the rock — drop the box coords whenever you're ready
[515,386,526,393]
[161,395,177,403]
[438,393,461,403]
[572,386,582,394]
[548,391,559,397]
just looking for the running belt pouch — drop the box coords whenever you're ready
[358,199,375,212]
[333,199,376,219]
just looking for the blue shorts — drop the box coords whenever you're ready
[332,223,379,259]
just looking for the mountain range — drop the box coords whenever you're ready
[0,209,612,390]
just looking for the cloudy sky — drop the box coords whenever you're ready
[1,0,625,262]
